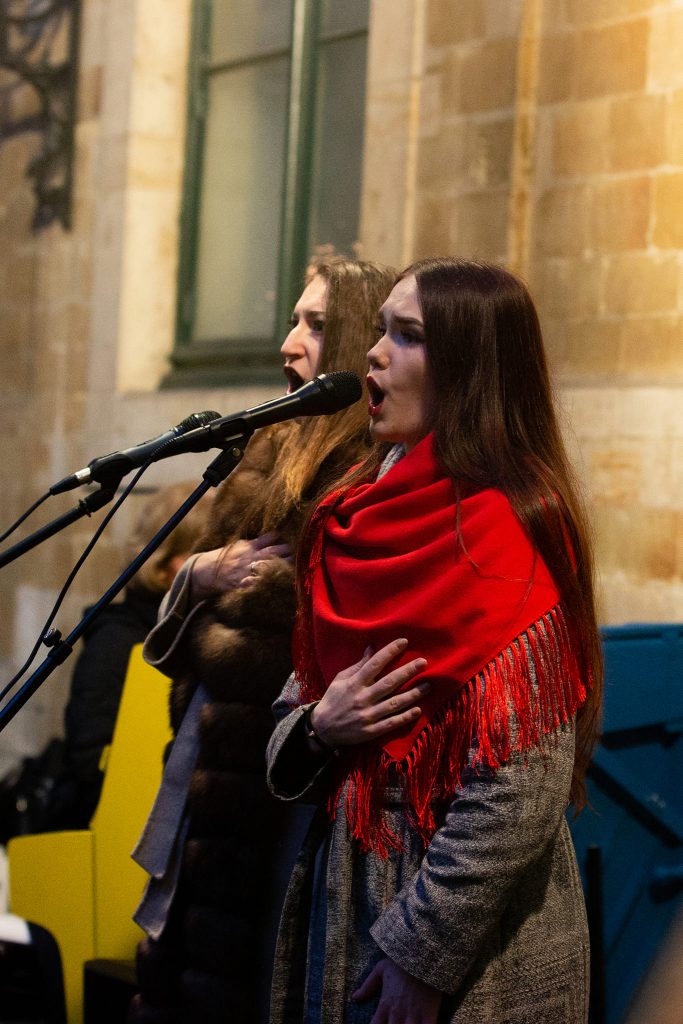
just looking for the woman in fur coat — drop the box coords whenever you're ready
[128,256,396,1024]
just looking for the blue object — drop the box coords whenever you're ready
[569,623,683,1024]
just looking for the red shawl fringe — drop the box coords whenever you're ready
[309,605,587,858]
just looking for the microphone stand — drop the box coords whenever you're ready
[0,487,119,570]
[0,438,249,735]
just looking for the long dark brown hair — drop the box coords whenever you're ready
[306,257,603,809]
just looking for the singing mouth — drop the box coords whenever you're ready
[367,377,385,415]
[284,366,305,395]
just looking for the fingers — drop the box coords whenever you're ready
[352,962,383,1003]
[252,531,280,548]
[368,680,430,722]
[357,638,409,684]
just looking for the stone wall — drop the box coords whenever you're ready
[1,0,682,772]
[361,0,683,623]
[0,0,279,773]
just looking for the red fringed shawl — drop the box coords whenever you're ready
[294,434,588,856]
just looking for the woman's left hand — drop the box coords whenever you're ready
[352,958,443,1024]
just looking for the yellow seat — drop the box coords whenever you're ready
[8,645,171,1024]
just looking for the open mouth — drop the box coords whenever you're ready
[284,366,305,394]
[366,377,385,415]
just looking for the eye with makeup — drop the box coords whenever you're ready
[311,318,325,333]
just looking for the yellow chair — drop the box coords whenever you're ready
[8,645,171,1024]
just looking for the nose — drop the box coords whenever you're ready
[367,333,389,370]
[280,326,301,359]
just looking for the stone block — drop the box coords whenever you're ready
[552,100,610,176]
[564,0,657,24]
[603,253,679,315]
[484,0,523,39]
[666,89,683,167]
[412,194,455,260]
[537,32,576,104]
[593,505,679,580]
[463,116,515,188]
[530,256,602,320]
[441,50,463,115]
[590,175,650,252]
[649,8,683,91]
[427,0,485,47]
[417,123,467,189]
[457,38,518,114]
[608,93,666,172]
[547,318,621,378]
[652,172,683,248]
[128,134,184,191]
[574,20,649,100]
[0,304,32,392]
[130,0,192,138]
[617,317,683,382]
[418,116,514,190]
[590,447,642,505]
[640,439,682,511]
[453,188,509,260]
[537,184,591,256]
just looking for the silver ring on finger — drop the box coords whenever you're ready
[249,561,259,575]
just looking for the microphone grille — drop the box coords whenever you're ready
[318,371,362,410]
[180,410,221,432]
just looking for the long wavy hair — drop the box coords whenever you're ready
[305,257,603,809]
[221,255,397,542]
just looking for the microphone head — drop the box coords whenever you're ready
[179,410,221,432]
[310,371,362,413]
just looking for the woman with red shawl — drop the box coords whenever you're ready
[266,259,603,1024]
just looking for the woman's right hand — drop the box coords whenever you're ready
[189,532,291,603]
[309,639,429,749]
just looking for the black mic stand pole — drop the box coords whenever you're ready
[0,487,119,570]
[0,438,249,735]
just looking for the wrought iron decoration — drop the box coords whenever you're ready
[0,0,80,229]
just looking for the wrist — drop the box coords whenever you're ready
[304,703,337,756]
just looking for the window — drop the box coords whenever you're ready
[167,0,370,387]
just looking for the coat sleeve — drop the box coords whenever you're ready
[266,675,336,801]
[142,554,208,676]
[370,720,576,994]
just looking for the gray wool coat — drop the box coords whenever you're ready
[266,673,590,1024]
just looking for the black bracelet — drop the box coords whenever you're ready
[303,703,337,755]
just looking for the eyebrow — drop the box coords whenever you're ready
[385,314,424,330]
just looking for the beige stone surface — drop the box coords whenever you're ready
[603,252,680,315]
[666,88,683,166]
[2,0,683,786]
[552,101,611,176]
[427,0,485,46]
[652,172,683,248]
[590,175,651,252]
[458,38,519,114]
[608,93,667,172]
[649,7,683,91]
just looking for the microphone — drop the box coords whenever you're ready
[125,371,362,465]
[167,371,362,458]
[50,410,222,494]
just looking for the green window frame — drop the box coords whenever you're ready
[165,0,369,388]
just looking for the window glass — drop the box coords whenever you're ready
[194,60,289,341]
[308,34,367,257]
[210,0,292,63]
[320,0,368,35]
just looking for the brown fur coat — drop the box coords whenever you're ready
[130,426,315,1024]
